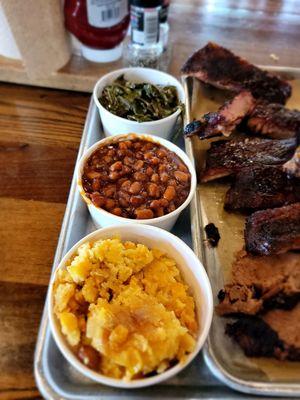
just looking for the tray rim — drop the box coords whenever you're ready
[182,66,300,397]
[34,97,96,400]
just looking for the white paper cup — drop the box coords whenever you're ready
[48,224,213,388]
[93,67,185,140]
[77,133,196,231]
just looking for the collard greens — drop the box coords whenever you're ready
[99,75,184,122]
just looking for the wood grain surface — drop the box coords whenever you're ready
[0,1,299,398]
[0,83,90,399]
[0,0,299,92]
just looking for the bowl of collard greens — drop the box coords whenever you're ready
[93,68,185,139]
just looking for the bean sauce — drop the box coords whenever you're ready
[82,138,191,219]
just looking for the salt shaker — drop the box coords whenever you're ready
[124,0,163,68]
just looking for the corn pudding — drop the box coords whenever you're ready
[53,237,198,380]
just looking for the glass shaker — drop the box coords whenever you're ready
[124,0,163,68]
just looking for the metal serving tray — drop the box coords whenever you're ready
[34,98,277,400]
[183,66,300,398]
[34,66,300,399]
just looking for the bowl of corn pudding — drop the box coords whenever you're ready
[48,224,213,388]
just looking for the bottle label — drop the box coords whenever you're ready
[87,0,128,28]
[131,6,160,46]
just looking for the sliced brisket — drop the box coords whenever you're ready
[225,304,300,361]
[216,251,300,316]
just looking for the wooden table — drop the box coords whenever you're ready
[0,1,299,398]
[0,0,299,92]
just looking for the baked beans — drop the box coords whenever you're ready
[82,138,191,219]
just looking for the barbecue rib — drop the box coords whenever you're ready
[184,97,300,140]
[184,91,256,139]
[201,137,296,182]
[224,166,300,212]
[245,203,300,255]
[181,42,291,104]
[247,103,300,139]
[216,251,300,316]
[225,304,300,361]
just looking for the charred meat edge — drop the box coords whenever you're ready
[182,42,291,104]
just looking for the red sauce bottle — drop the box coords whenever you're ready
[64,0,130,62]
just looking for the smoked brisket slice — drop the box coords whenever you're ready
[224,166,300,212]
[226,304,300,361]
[216,251,300,316]
[245,203,300,255]
[181,42,291,104]
[201,137,296,182]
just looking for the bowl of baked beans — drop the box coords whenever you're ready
[93,68,185,140]
[77,133,196,231]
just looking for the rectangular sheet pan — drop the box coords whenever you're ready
[183,66,300,397]
[34,66,300,399]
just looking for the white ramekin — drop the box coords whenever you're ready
[77,133,197,231]
[93,67,185,140]
[48,224,213,389]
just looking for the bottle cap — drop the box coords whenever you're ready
[130,0,163,7]
[81,43,123,63]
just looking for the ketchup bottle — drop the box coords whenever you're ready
[64,0,130,62]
